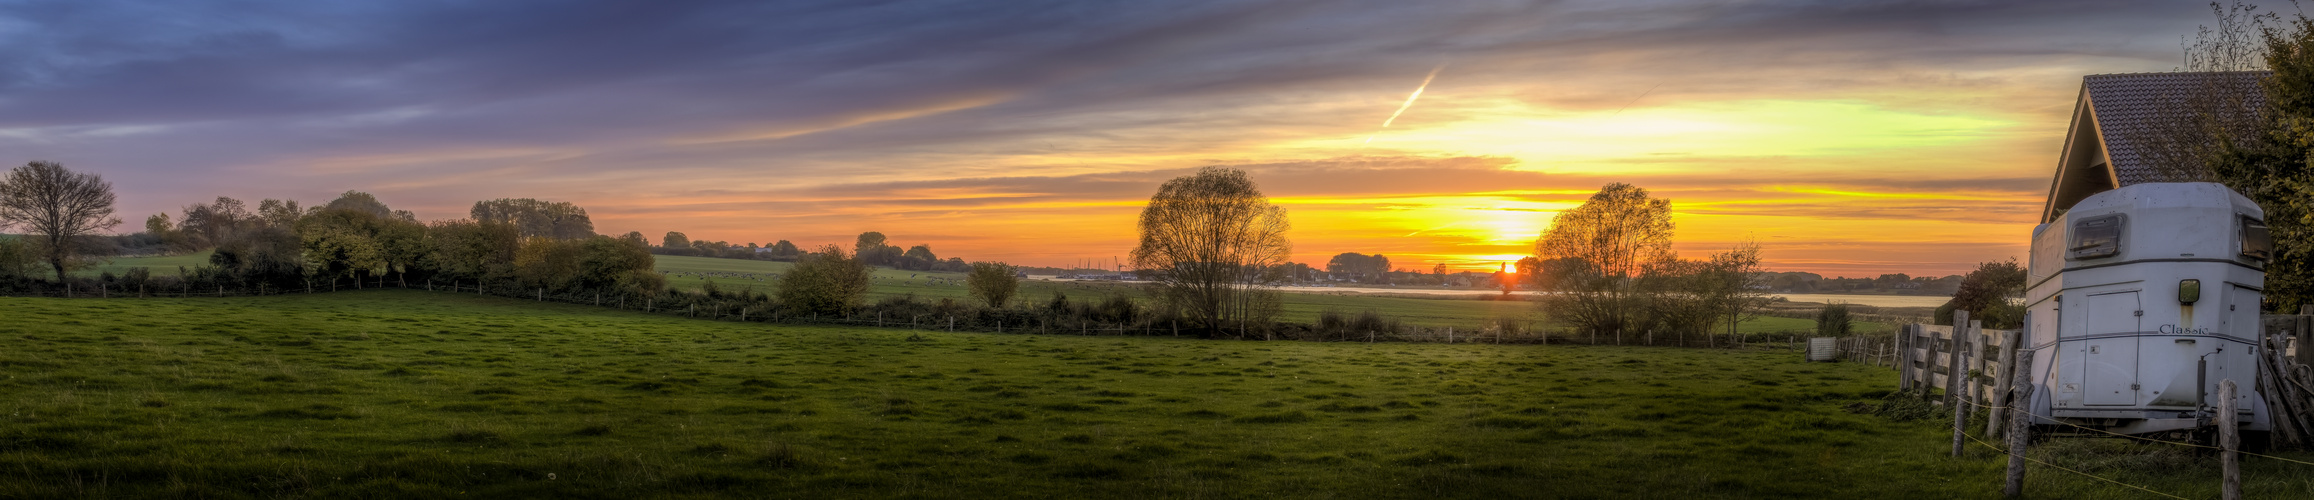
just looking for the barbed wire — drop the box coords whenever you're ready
[1959,430,2190,500]
[1953,396,2314,468]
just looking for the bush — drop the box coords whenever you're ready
[966,262,1019,308]
[1815,304,1852,337]
[778,245,869,316]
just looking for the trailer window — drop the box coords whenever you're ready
[2242,216,2272,262]
[2069,214,2123,260]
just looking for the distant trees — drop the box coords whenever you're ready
[321,190,413,221]
[967,262,1021,308]
[296,192,427,288]
[1325,253,1390,282]
[766,240,801,260]
[0,161,122,280]
[1131,167,1292,337]
[472,198,595,239]
[663,231,690,249]
[780,245,871,316]
[424,219,521,283]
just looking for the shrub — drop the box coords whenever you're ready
[778,245,870,316]
[966,262,1019,308]
[1815,303,1852,337]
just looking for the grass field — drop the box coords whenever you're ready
[6,290,2303,498]
[81,253,1876,334]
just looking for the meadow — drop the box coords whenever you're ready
[9,290,2306,498]
[78,253,1868,334]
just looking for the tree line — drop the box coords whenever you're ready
[4,159,1809,344]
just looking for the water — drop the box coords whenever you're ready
[1271,286,1949,308]
[1029,278,1951,308]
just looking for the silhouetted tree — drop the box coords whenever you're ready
[1533,183,1674,343]
[0,161,122,280]
[1130,167,1292,337]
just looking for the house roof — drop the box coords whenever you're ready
[2041,71,2270,223]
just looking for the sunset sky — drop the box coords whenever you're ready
[0,1,2228,276]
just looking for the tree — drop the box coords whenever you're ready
[0,161,122,280]
[780,244,871,316]
[1432,263,1446,275]
[257,198,303,229]
[967,261,1021,308]
[1325,252,1390,282]
[767,239,801,260]
[1702,241,1771,342]
[425,219,522,283]
[0,235,37,280]
[903,244,938,270]
[1532,183,1674,343]
[1130,167,1292,337]
[471,198,595,239]
[663,231,690,249]
[322,190,410,221]
[574,235,660,296]
[855,231,888,255]
[1936,259,2027,328]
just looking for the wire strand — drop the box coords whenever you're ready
[1951,397,2314,467]
[1960,430,2191,500]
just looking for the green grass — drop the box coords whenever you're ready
[83,253,1872,333]
[74,251,214,277]
[10,290,2297,498]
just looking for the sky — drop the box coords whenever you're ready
[0,0,2237,276]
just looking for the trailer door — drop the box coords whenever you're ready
[2083,291,2142,406]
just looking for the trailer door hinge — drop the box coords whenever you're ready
[2135,310,2144,317]
[2132,384,2141,391]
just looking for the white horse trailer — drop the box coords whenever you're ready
[2024,182,2273,440]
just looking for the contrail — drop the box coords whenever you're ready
[1364,63,1448,146]
[1609,83,1662,117]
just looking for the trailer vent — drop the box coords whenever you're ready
[2241,215,2272,262]
[2069,214,2124,260]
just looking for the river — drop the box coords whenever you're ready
[1030,278,1951,309]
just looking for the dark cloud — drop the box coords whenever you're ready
[0,0,2218,273]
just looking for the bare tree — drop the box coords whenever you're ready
[1703,241,1771,344]
[1533,183,1674,343]
[2134,1,2274,182]
[1130,167,1292,338]
[0,161,122,281]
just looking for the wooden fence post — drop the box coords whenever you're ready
[1925,326,1944,400]
[2221,379,2241,500]
[2299,305,2313,370]
[1949,313,1970,458]
[1899,324,1913,391]
[1968,321,1986,406]
[2006,350,2036,497]
[1989,328,2020,439]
